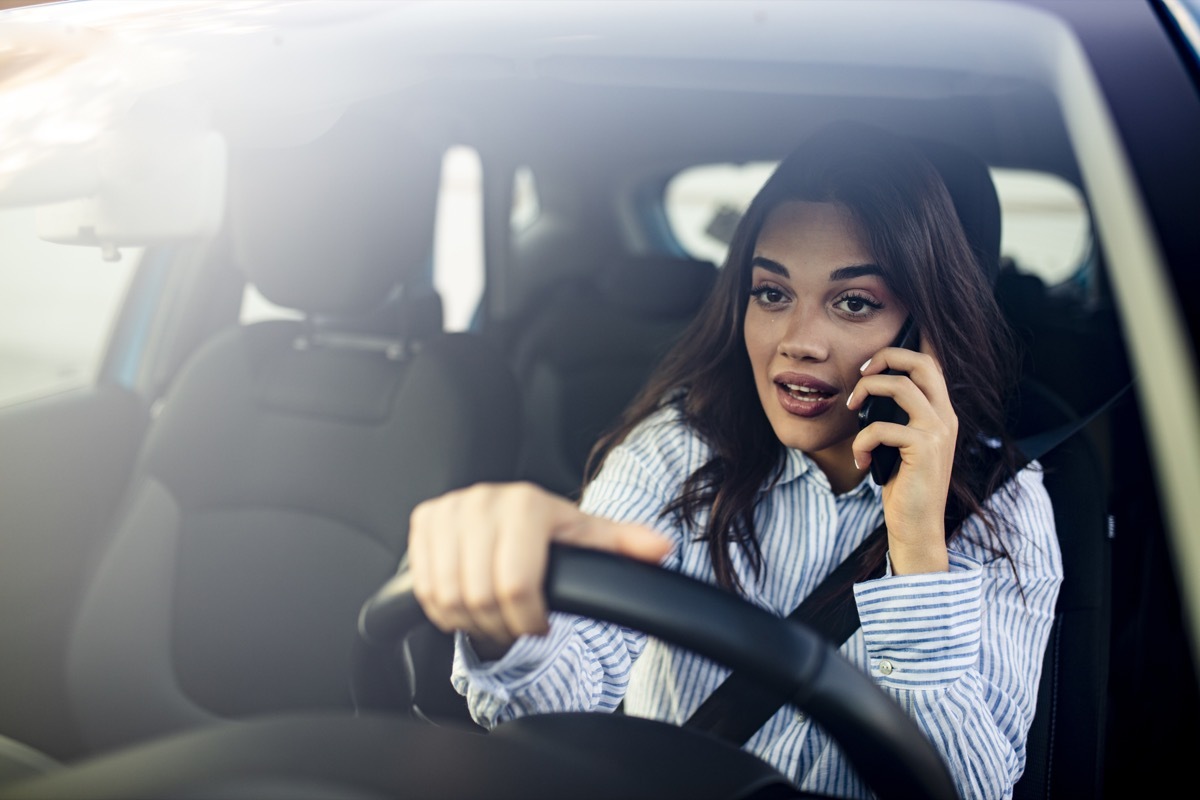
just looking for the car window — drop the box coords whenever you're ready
[1164,0,1200,64]
[664,161,1090,285]
[511,165,541,234]
[433,145,484,333]
[664,161,776,268]
[0,206,139,407]
[435,157,540,331]
[239,284,304,325]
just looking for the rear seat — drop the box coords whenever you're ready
[508,254,716,498]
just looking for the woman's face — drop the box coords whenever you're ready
[744,200,909,488]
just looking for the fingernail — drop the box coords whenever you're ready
[846,393,853,408]
[853,457,860,470]
[860,358,871,372]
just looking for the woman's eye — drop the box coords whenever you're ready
[749,285,788,307]
[834,293,883,317]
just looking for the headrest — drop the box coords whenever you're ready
[911,137,1002,287]
[595,255,717,317]
[229,116,444,316]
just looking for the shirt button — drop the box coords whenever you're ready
[878,659,894,676]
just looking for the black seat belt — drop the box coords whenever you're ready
[683,521,888,742]
[683,380,1133,745]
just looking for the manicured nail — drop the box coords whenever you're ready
[860,358,871,372]
[853,457,860,470]
[846,392,853,408]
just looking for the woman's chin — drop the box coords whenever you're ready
[772,428,855,460]
[766,412,857,457]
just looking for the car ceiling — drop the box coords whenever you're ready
[6,1,1079,182]
[371,78,1076,182]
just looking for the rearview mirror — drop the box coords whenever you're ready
[32,124,227,258]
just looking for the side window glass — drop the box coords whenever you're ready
[1163,0,1200,66]
[240,285,303,324]
[663,162,1090,286]
[664,162,775,267]
[0,207,139,406]
[991,169,1089,285]
[433,145,484,333]
[511,165,540,233]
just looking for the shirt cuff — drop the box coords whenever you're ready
[451,614,574,727]
[852,551,983,689]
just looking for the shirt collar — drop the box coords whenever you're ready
[775,447,814,487]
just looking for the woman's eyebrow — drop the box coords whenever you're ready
[750,256,789,277]
[829,264,883,281]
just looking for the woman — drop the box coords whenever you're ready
[407,121,1062,799]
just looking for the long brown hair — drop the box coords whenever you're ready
[585,121,1022,593]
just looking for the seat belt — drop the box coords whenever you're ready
[683,380,1133,745]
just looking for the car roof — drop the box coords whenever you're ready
[2,0,1079,182]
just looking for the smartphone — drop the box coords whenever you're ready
[857,316,920,486]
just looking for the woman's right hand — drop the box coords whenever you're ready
[407,481,673,661]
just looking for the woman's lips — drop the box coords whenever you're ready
[773,374,839,418]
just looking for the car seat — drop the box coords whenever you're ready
[508,253,717,499]
[1009,379,1111,800]
[61,114,522,753]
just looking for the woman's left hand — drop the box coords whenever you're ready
[847,337,957,575]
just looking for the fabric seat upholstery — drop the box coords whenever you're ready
[1010,380,1112,799]
[510,254,717,498]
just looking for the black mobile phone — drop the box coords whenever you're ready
[857,316,920,486]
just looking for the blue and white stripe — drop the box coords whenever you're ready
[453,404,1062,800]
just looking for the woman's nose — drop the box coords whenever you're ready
[778,311,830,362]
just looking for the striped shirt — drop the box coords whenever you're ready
[452,403,1062,800]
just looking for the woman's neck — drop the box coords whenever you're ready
[808,447,868,495]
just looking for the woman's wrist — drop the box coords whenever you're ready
[465,632,515,662]
[886,539,950,576]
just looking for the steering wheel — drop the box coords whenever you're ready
[358,543,959,800]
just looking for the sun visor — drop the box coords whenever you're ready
[33,125,226,256]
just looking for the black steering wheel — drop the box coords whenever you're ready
[1,545,959,800]
[358,543,959,800]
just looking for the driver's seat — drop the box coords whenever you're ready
[61,113,522,754]
[1008,355,1113,800]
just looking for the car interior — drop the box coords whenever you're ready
[0,1,1196,798]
